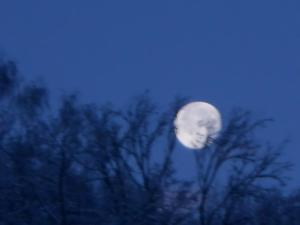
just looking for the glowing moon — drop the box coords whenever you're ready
[174,101,222,149]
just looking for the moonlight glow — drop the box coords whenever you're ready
[174,101,222,149]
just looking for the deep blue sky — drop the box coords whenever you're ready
[1,0,299,188]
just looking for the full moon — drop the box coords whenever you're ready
[174,101,222,149]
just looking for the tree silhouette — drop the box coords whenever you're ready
[0,60,295,225]
[193,110,292,225]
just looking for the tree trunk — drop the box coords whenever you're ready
[58,149,67,225]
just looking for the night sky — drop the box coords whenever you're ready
[1,0,299,188]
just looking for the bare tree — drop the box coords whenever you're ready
[0,59,294,225]
[193,110,292,225]
[72,93,196,225]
